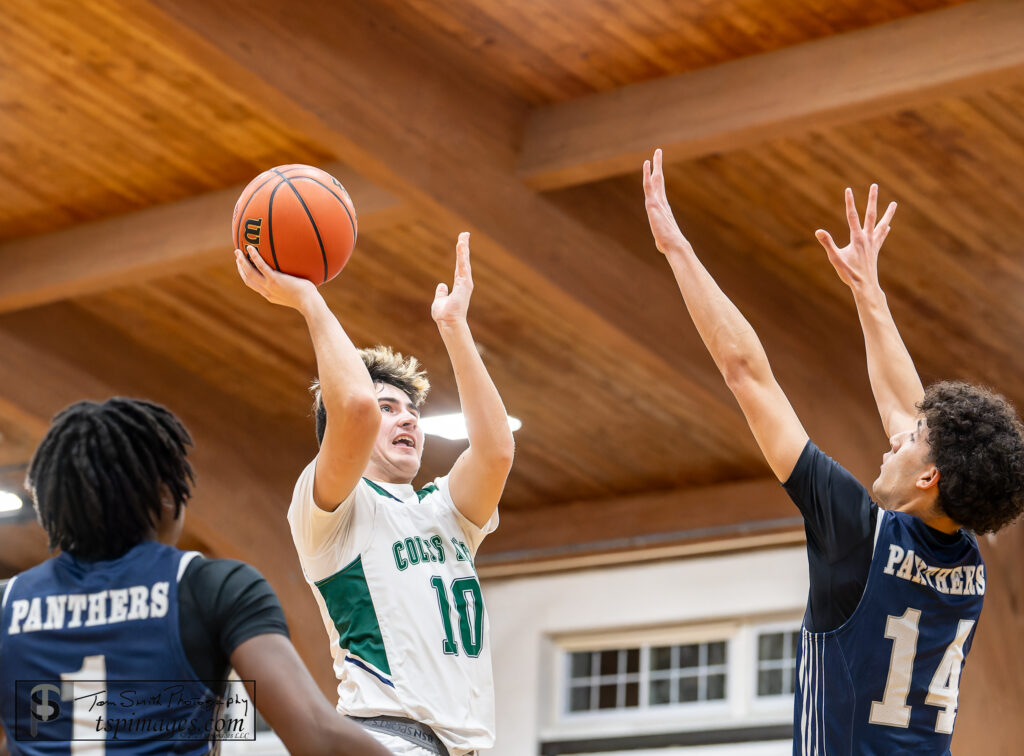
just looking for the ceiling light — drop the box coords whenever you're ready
[0,491,23,513]
[420,413,522,441]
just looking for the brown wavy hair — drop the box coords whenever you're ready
[310,345,429,445]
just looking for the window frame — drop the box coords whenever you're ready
[752,621,802,702]
[550,615,803,737]
[555,622,739,725]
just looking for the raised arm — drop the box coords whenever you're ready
[815,185,921,438]
[643,150,808,482]
[235,247,380,511]
[432,233,515,527]
[231,634,392,756]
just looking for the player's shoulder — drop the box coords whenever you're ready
[413,475,456,509]
[415,477,445,502]
[289,457,319,501]
[180,557,289,649]
[181,556,270,595]
[181,557,283,621]
[288,456,360,518]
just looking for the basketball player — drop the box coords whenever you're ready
[0,398,391,756]
[642,149,1024,754]
[234,232,514,756]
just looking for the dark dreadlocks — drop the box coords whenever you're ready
[25,398,195,561]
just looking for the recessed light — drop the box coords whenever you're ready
[420,413,522,441]
[0,491,23,513]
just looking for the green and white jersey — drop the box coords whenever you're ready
[288,458,498,756]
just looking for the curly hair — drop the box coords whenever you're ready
[919,381,1024,534]
[25,398,195,560]
[311,345,430,445]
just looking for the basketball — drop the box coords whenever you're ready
[231,164,358,285]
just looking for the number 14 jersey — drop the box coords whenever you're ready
[288,459,498,756]
[795,508,984,756]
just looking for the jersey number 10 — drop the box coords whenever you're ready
[430,576,484,657]
[869,607,975,734]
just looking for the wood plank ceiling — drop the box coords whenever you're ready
[1,0,1020,567]
[1,1,1022,742]
[373,0,971,104]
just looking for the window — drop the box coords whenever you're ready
[567,648,640,712]
[650,640,728,705]
[756,630,799,697]
[565,640,728,714]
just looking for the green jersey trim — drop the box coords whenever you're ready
[362,478,402,502]
[314,555,391,676]
[417,483,438,501]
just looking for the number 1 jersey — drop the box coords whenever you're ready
[795,508,984,755]
[0,542,219,755]
[288,460,498,756]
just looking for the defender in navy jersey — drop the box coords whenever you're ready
[643,153,1024,754]
[0,398,389,756]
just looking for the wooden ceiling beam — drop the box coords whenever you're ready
[518,0,1024,191]
[0,163,408,314]
[136,0,888,470]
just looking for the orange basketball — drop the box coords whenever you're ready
[231,164,358,285]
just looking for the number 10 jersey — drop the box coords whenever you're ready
[795,508,984,756]
[288,460,498,756]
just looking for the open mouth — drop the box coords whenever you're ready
[393,435,416,449]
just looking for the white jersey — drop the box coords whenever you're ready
[288,458,498,755]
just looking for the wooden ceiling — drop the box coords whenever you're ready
[1,1,1023,743]
[373,0,970,105]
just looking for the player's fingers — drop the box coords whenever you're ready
[645,156,658,194]
[875,201,897,235]
[234,250,249,280]
[653,149,667,191]
[435,283,449,299]
[234,249,254,277]
[235,251,264,293]
[815,229,841,258]
[864,184,878,229]
[455,232,471,275]
[845,187,862,232]
[245,245,272,277]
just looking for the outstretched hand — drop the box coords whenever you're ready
[432,232,474,328]
[643,148,690,256]
[815,184,897,291]
[234,246,318,311]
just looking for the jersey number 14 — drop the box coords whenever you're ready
[869,607,975,734]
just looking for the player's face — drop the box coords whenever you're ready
[872,417,939,511]
[367,383,425,484]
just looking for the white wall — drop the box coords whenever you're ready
[484,547,809,756]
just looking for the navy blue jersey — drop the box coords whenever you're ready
[794,509,984,755]
[1,541,223,754]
